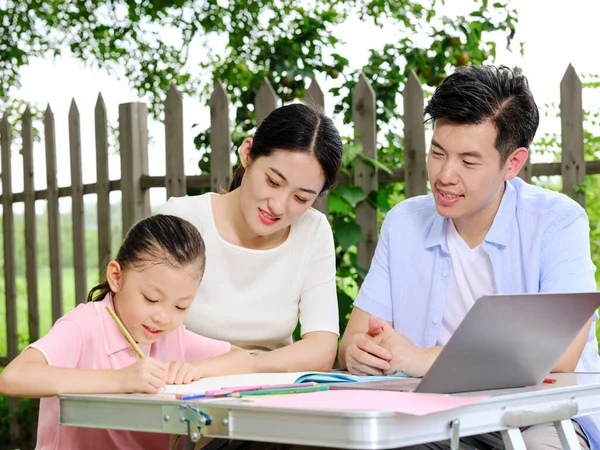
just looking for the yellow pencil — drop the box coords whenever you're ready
[106,306,144,358]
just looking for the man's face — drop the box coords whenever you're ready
[427,119,519,225]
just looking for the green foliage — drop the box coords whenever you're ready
[1,0,519,160]
[1,0,523,346]
[326,142,399,331]
[0,394,36,450]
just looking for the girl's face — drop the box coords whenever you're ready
[107,260,202,344]
[238,139,326,238]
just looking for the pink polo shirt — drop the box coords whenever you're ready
[29,294,230,450]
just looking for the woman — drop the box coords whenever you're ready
[159,103,343,373]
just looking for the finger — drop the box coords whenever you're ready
[145,382,160,394]
[352,360,385,376]
[346,362,368,376]
[167,362,181,384]
[180,368,196,385]
[368,316,384,336]
[174,364,190,385]
[383,367,400,376]
[356,336,392,361]
[351,344,391,370]
[183,371,197,384]
[149,373,167,390]
[146,358,167,377]
[347,357,384,376]
[152,364,169,384]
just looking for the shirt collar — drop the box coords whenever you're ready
[482,179,517,247]
[425,180,517,250]
[425,211,448,252]
[94,294,150,357]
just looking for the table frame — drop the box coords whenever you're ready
[59,373,600,449]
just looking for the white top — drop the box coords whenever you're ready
[437,220,497,346]
[158,193,339,352]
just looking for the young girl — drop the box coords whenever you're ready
[0,214,256,450]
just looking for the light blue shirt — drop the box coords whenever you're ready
[354,177,600,447]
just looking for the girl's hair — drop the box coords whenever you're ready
[87,214,206,303]
[229,103,343,194]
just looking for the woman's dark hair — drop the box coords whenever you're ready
[87,214,206,302]
[424,65,539,164]
[229,103,343,194]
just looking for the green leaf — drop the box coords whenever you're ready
[328,192,352,214]
[337,289,355,335]
[336,185,367,206]
[333,219,362,251]
[369,190,392,213]
[356,266,369,281]
[342,142,363,169]
[357,153,393,175]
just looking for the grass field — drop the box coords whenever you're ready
[0,267,101,355]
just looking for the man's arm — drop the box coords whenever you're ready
[540,213,598,372]
[339,307,392,375]
[340,307,444,377]
[553,317,592,372]
[341,209,399,374]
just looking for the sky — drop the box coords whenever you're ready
[3,0,600,212]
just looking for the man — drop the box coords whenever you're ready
[339,65,600,449]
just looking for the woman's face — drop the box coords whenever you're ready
[238,139,326,237]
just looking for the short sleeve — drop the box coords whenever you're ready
[299,214,339,336]
[353,211,394,322]
[183,328,231,361]
[540,213,597,293]
[28,316,84,368]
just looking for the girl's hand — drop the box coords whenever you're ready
[119,357,168,393]
[166,361,202,385]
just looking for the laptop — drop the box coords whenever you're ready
[332,292,600,394]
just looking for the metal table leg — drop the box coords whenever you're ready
[501,428,527,450]
[555,419,580,450]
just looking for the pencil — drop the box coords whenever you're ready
[106,306,144,359]
[232,385,329,397]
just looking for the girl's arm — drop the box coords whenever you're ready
[0,348,168,397]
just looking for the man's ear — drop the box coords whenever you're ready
[239,138,253,169]
[504,147,529,181]
[105,260,123,293]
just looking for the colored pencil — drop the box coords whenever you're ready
[232,385,329,397]
[179,393,209,401]
[209,382,318,396]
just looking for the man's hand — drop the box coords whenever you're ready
[378,328,440,377]
[345,316,393,375]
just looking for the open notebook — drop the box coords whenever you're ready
[162,371,409,395]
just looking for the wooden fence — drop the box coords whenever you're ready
[0,65,596,442]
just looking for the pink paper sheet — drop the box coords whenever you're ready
[247,390,487,416]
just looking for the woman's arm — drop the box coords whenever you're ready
[253,331,338,373]
[188,345,257,377]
